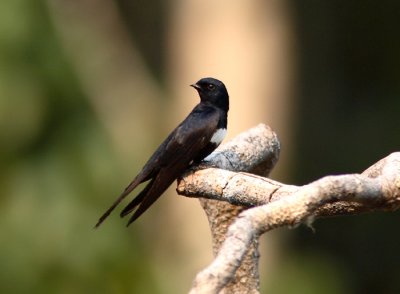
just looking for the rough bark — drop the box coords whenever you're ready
[177,124,400,294]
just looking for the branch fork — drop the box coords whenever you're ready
[177,124,400,294]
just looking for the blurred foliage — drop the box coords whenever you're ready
[116,0,166,81]
[290,1,400,293]
[0,1,158,293]
[264,250,349,294]
[1,0,400,293]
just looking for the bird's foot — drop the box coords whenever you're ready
[190,160,219,171]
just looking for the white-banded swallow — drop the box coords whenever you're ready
[95,77,229,227]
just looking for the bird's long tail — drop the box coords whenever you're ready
[119,178,155,218]
[94,177,142,228]
[123,169,177,226]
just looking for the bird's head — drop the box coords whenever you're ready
[191,77,229,111]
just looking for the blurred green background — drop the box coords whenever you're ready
[1,0,400,293]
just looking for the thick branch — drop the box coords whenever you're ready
[178,154,400,217]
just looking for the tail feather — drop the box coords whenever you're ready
[125,169,177,226]
[94,177,142,228]
[120,178,155,218]
[126,190,163,226]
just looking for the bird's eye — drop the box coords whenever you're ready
[207,84,215,90]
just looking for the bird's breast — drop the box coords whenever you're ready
[210,128,227,145]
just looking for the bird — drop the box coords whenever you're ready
[95,77,229,227]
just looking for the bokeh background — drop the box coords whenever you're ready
[1,0,400,293]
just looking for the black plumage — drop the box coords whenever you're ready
[95,77,229,227]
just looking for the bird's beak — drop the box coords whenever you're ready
[190,83,201,91]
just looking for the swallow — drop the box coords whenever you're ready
[95,77,229,227]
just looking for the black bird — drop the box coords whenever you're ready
[95,77,229,227]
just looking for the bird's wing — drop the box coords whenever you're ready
[152,105,219,166]
[95,105,220,227]
[94,133,173,228]
[120,106,221,225]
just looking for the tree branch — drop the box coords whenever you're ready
[177,124,400,294]
[179,153,400,217]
